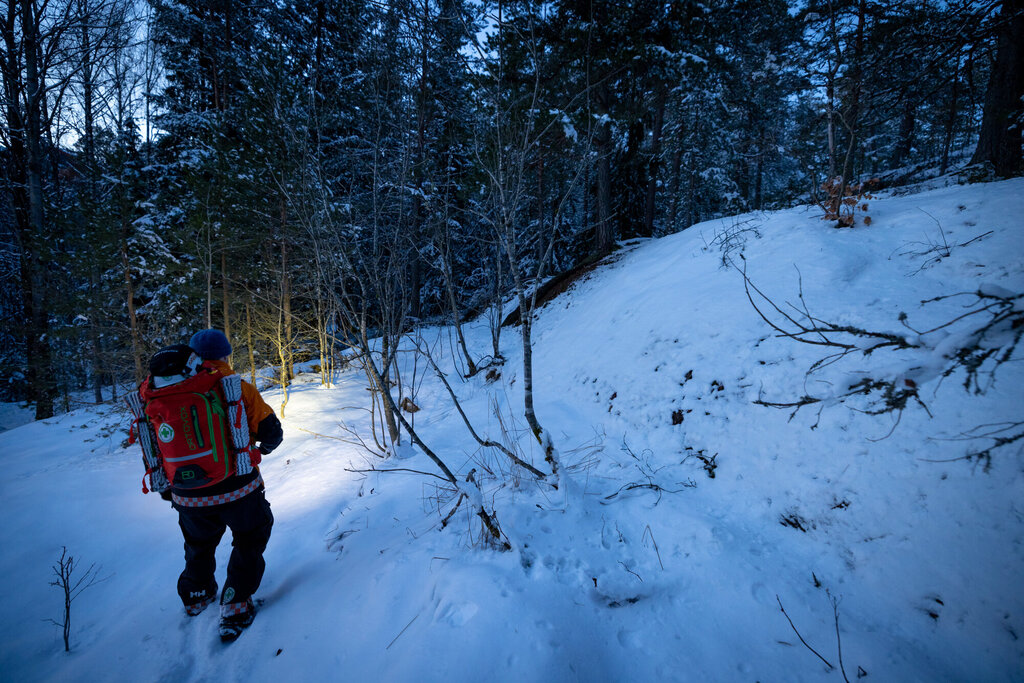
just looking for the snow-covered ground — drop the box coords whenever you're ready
[1,178,1022,682]
[0,401,33,433]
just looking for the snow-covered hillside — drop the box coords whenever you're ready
[2,178,1022,682]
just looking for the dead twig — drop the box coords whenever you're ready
[464,469,511,550]
[919,421,1024,471]
[776,594,835,671]
[414,339,553,485]
[642,525,665,571]
[602,438,695,504]
[294,426,351,441]
[619,562,643,582]
[740,258,1022,457]
[831,592,851,683]
[345,465,450,482]
[441,492,467,528]
[602,481,694,503]
[386,611,421,650]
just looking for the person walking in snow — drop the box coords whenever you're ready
[129,330,283,642]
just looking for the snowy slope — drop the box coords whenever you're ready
[1,178,1022,682]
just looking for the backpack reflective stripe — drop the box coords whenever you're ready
[164,449,215,463]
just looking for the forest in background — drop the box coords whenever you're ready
[2,0,1022,424]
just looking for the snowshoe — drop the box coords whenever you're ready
[219,597,256,643]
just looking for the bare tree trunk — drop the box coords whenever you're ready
[408,0,430,321]
[280,200,293,385]
[221,251,230,341]
[440,240,478,375]
[642,88,666,238]
[110,17,145,383]
[582,156,590,238]
[377,334,401,447]
[893,99,916,168]
[276,325,288,417]
[826,77,837,181]
[120,238,144,384]
[837,0,866,202]
[824,3,840,184]
[246,299,255,385]
[511,273,559,479]
[594,94,614,256]
[970,0,1024,176]
[21,0,56,419]
[409,254,422,321]
[319,305,332,387]
[204,224,212,328]
[754,134,764,210]
[89,269,104,403]
[667,132,683,232]
[80,4,105,403]
[143,2,155,151]
[940,51,962,174]
[537,149,545,259]
[489,242,503,360]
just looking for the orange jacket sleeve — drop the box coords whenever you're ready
[241,380,275,436]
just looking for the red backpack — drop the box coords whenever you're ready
[139,367,236,490]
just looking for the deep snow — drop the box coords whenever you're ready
[1,178,1022,682]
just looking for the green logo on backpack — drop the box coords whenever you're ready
[158,423,175,443]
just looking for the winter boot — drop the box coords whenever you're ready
[219,596,256,643]
[184,583,218,617]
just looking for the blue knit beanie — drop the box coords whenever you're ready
[189,329,232,360]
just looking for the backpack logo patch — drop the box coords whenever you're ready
[158,423,175,443]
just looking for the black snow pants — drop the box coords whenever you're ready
[174,489,273,607]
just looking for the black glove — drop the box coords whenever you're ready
[160,489,173,502]
[256,413,283,455]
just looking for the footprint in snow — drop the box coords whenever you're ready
[617,628,642,649]
[750,581,772,606]
[437,601,479,627]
